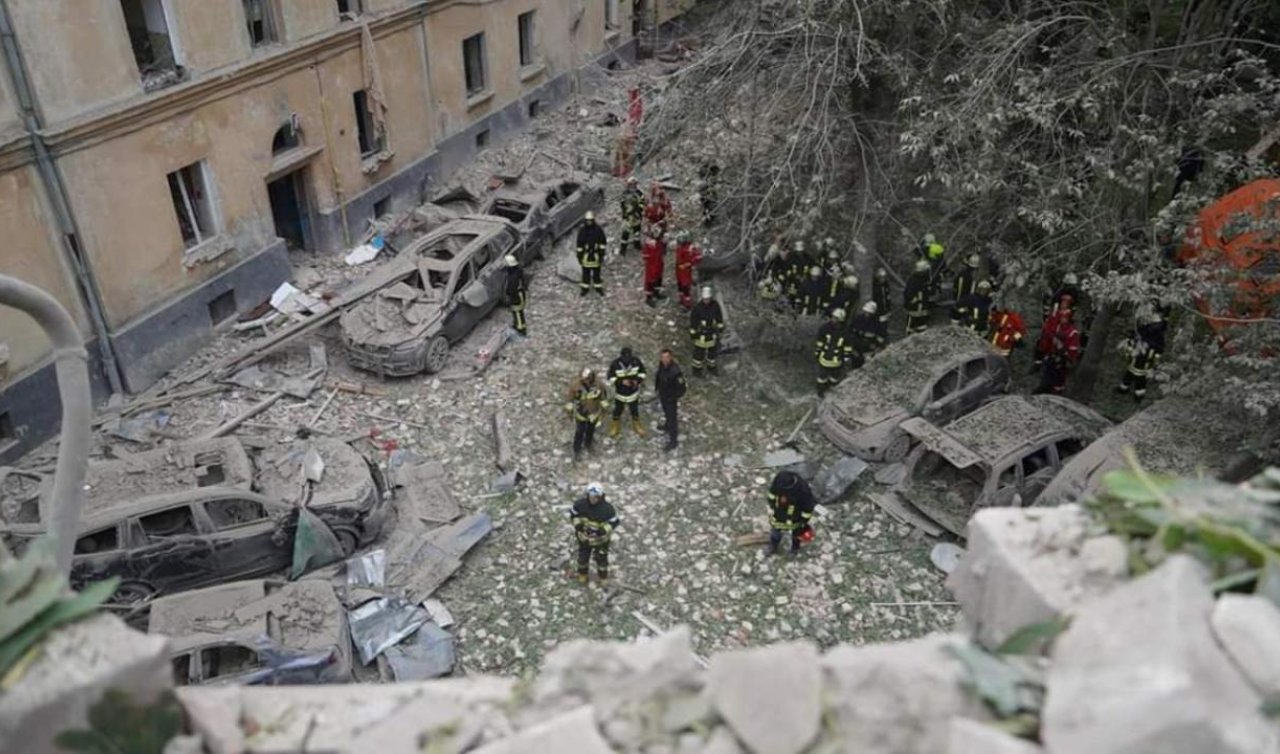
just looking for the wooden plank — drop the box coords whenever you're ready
[201,391,284,440]
[491,411,512,470]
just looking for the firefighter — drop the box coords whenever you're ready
[689,286,725,376]
[696,162,720,226]
[1035,307,1081,395]
[823,242,843,306]
[619,175,644,256]
[872,267,891,324]
[1035,293,1076,367]
[502,254,528,337]
[916,232,945,296]
[827,274,859,317]
[987,304,1027,357]
[645,180,672,239]
[953,280,993,332]
[783,241,806,300]
[607,346,648,438]
[655,348,686,452]
[642,226,667,307]
[766,470,816,557]
[816,308,852,394]
[1042,273,1082,322]
[576,212,607,297]
[904,259,932,334]
[795,266,827,316]
[847,301,886,369]
[1117,310,1166,402]
[565,368,605,462]
[570,482,620,584]
[952,253,981,313]
[674,231,704,309]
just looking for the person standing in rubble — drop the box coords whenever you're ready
[822,241,843,308]
[798,266,827,317]
[1035,306,1081,395]
[642,226,667,307]
[827,273,859,318]
[953,280,994,332]
[766,470,816,557]
[1042,273,1082,323]
[847,301,887,369]
[951,253,982,313]
[570,482,620,585]
[566,367,605,462]
[689,286,725,377]
[655,349,687,453]
[674,231,704,309]
[1035,292,1076,369]
[502,255,528,337]
[645,180,672,239]
[607,346,648,438]
[619,175,644,256]
[576,212,607,297]
[696,162,720,226]
[816,308,852,395]
[1116,309,1166,402]
[916,232,945,296]
[987,303,1026,357]
[783,240,807,302]
[872,267,891,326]
[904,259,933,334]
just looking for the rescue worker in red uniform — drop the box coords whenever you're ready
[1035,306,1081,395]
[642,227,667,307]
[766,470,816,557]
[1035,294,1075,367]
[644,181,672,239]
[674,231,704,309]
[987,305,1026,357]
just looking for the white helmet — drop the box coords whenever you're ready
[977,280,992,291]
[1063,272,1079,285]
[843,275,859,288]
[581,367,594,380]
[626,175,638,186]
[832,308,847,322]
[914,259,930,272]
[924,232,936,244]
[585,211,595,222]
[794,240,805,252]
[809,266,822,278]
[586,482,604,497]
[876,267,887,278]
[966,253,980,267]
[505,254,519,267]
[700,286,713,300]
[862,301,878,314]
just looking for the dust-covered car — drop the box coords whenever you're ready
[885,395,1112,537]
[817,328,1010,462]
[478,176,604,255]
[340,216,526,376]
[1034,394,1269,508]
[151,579,352,686]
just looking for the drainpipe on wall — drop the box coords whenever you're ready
[0,0,124,395]
[0,274,91,576]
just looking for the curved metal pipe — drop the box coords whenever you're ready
[0,274,91,576]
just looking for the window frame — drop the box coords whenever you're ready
[604,0,620,31]
[203,498,271,531]
[462,32,488,97]
[518,11,537,68]
[336,0,363,19]
[136,504,200,541]
[167,161,218,250]
[243,0,280,48]
[352,90,386,158]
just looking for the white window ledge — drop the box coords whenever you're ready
[466,89,495,110]
[519,63,546,83]
[361,149,394,175]
[182,235,236,268]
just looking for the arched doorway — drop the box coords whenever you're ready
[266,119,312,250]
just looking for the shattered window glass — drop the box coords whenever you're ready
[1021,445,1053,477]
[74,526,119,554]
[205,499,269,529]
[139,506,198,539]
[200,644,258,680]
[171,654,192,686]
[932,368,960,401]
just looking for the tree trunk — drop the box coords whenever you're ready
[1068,303,1116,404]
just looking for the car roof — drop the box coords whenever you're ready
[152,579,344,656]
[828,328,997,416]
[941,395,1096,464]
[0,486,282,537]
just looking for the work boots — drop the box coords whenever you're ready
[608,418,622,438]
[632,417,647,437]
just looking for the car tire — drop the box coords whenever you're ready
[423,336,450,374]
[334,529,359,557]
[882,433,912,464]
[113,581,156,605]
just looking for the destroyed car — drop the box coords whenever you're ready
[150,579,352,686]
[885,395,1112,537]
[340,216,527,376]
[817,328,1010,462]
[475,176,604,256]
[1034,393,1270,507]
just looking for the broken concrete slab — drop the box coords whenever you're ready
[760,448,805,469]
[812,455,868,503]
[822,633,990,754]
[708,642,821,754]
[473,706,613,754]
[536,626,702,716]
[947,718,1042,754]
[174,686,243,754]
[385,513,492,603]
[874,462,908,486]
[489,470,526,494]
[393,459,462,524]
[1042,556,1276,754]
[0,613,172,754]
[700,727,746,754]
[1212,594,1280,698]
[946,505,1125,650]
[224,364,324,400]
[423,598,455,629]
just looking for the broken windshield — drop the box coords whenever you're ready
[906,450,988,533]
[422,233,479,261]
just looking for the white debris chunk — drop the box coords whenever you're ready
[472,706,612,754]
[1042,556,1276,754]
[1212,594,1280,697]
[708,642,821,754]
[947,718,1042,754]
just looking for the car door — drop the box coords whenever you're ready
[68,523,131,591]
[199,496,289,580]
[548,182,584,238]
[439,259,477,341]
[920,366,962,424]
[951,356,997,415]
[128,504,220,594]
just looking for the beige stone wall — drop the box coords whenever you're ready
[281,0,339,44]
[0,166,89,375]
[0,55,23,143]
[167,0,252,76]
[4,0,140,123]
[655,0,696,25]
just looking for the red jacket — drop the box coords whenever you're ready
[675,242,703,287]
[988,309,1026,355]
[643,237,665,285]
[1038,309,1072,356]
[1039,312,1081,364]
[645,189,671,229]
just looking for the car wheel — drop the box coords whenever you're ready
[334,529,359,557]
[882,433,912,464]
[423,336,449,374]
[113,581,156,605]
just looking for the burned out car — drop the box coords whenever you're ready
[817,328,1011,462]
[430,175,603,257]
[340,216,527,376]
[885,395,1112,537]
[151,579,352,686]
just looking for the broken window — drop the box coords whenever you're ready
[119,0,179,89]
[336,0,362,19]
[488,199,531,224]
[205,499,269,529]
[463,33,487,96]
[454,261,474,293]
[353,90,385,158]
[200,644,259,680]
[167,162,217,249]
[1021,445,1054,477]
[518,11,536,67]
[139,506,198,539]
[962,357,988,386]
[272,121,300,154]
[475,129,490,150]
[373,196,391,218]
[196,463,226,487]
[931,368,960,401]
[74,526,120,555]
[244,0,279,47]
[605,0,619,30]
[1055,437,1085,463]
[171,655,192,685]
[208,290,237,326]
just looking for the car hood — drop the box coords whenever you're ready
[823,389,911,429]
[341,294,443,347]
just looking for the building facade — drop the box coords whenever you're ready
[0,0,696,462]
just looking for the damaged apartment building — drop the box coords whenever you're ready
[0,0,696,463]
